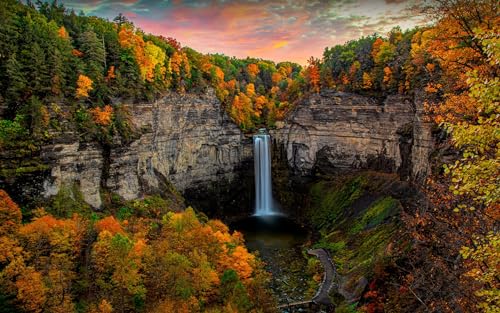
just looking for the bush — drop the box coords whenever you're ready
[0,116,28,148]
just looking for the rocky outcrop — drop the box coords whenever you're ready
[41,90,252,209]
[271,90,433,181]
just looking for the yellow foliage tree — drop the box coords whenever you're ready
[144,41,167,82]
[383,66,392,84]
[76,74,93,98]
[246,83,255,98]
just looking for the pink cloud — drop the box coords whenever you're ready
[121,0,425,65]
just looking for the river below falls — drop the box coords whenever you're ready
[231,215,312,312]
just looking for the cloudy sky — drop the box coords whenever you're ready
[54,0,429,64]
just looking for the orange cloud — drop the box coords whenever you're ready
[272,41,288,49]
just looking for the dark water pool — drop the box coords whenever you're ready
[231,215,312,310]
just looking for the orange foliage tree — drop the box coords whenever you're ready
[90,105,114,127]
[57,26,69,40]
[0,189,22,236]
[247,63,260,80]
[95,215,124,235]
[306,57,321,93]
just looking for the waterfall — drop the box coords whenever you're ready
[253,129,275,215]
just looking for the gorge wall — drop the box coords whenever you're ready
[40,89,253,209]
[271,90,434,182]
[1,89,434,211]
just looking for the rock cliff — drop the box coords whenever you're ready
[271,90,433,181]
[41,90,252,209]
[1,89,433,211]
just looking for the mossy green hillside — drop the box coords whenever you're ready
[305,172,404,306]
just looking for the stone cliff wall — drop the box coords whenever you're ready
[271,90,433,181]
[1,89,433,210]
[41,90,252,208]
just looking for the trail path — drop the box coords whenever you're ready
[276,248,337,310]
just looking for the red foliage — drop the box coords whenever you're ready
[72,49,84,57]
[159,35,182,51]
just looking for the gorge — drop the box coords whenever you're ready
[1,89,433,214]
[1,88,435,309]
[1,1,496,311]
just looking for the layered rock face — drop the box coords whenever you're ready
[2,89,433,210]
[42,90,251,208]
[271,90,433,181]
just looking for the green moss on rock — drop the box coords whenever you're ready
[303,172,406,308]
[309,175,368,232]
[49,184,92,218]
[350,196,399,234]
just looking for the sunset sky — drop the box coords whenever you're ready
[54,0,430,64]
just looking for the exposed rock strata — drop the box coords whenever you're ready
[41,90,251,208]
[1,89,433,210]
[271,90,433,181]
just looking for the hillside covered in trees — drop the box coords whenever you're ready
[0,189,275,312]
[0,0,498,312]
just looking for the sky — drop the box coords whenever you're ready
[55,0,430,65]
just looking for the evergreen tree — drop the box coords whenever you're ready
[79,29,106,81]
[5,54,27,117]
[21,42,50,98]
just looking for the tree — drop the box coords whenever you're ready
[91,231,146,313]
[79,30,106,81]
[143,41,166,82]
[389,2,500,311]
[95,216,124,235]
[362,72,373,89]
[15,268,47,313]
[0,190,22,236]
[247,63,259,80]
[57,26,69,40]
[5,54,27,117]
[305,57,320,93]
[246,83,255,98]
[76,74,93,98]
[90,105,114,126]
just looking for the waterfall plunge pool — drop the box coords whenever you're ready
[231,215,311,310]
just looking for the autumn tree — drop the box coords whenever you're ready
[247,63,260,80]
[90,105,114,126]
[91,230,146,312]
[362,72,373,89]
[18,214,87,312]
[57,25,69,39]
[0,189,22,236]
[305,57,321,93]
[76,74,93,98]
[170,51,191,92]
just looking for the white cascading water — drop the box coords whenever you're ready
[253,129,275,215]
